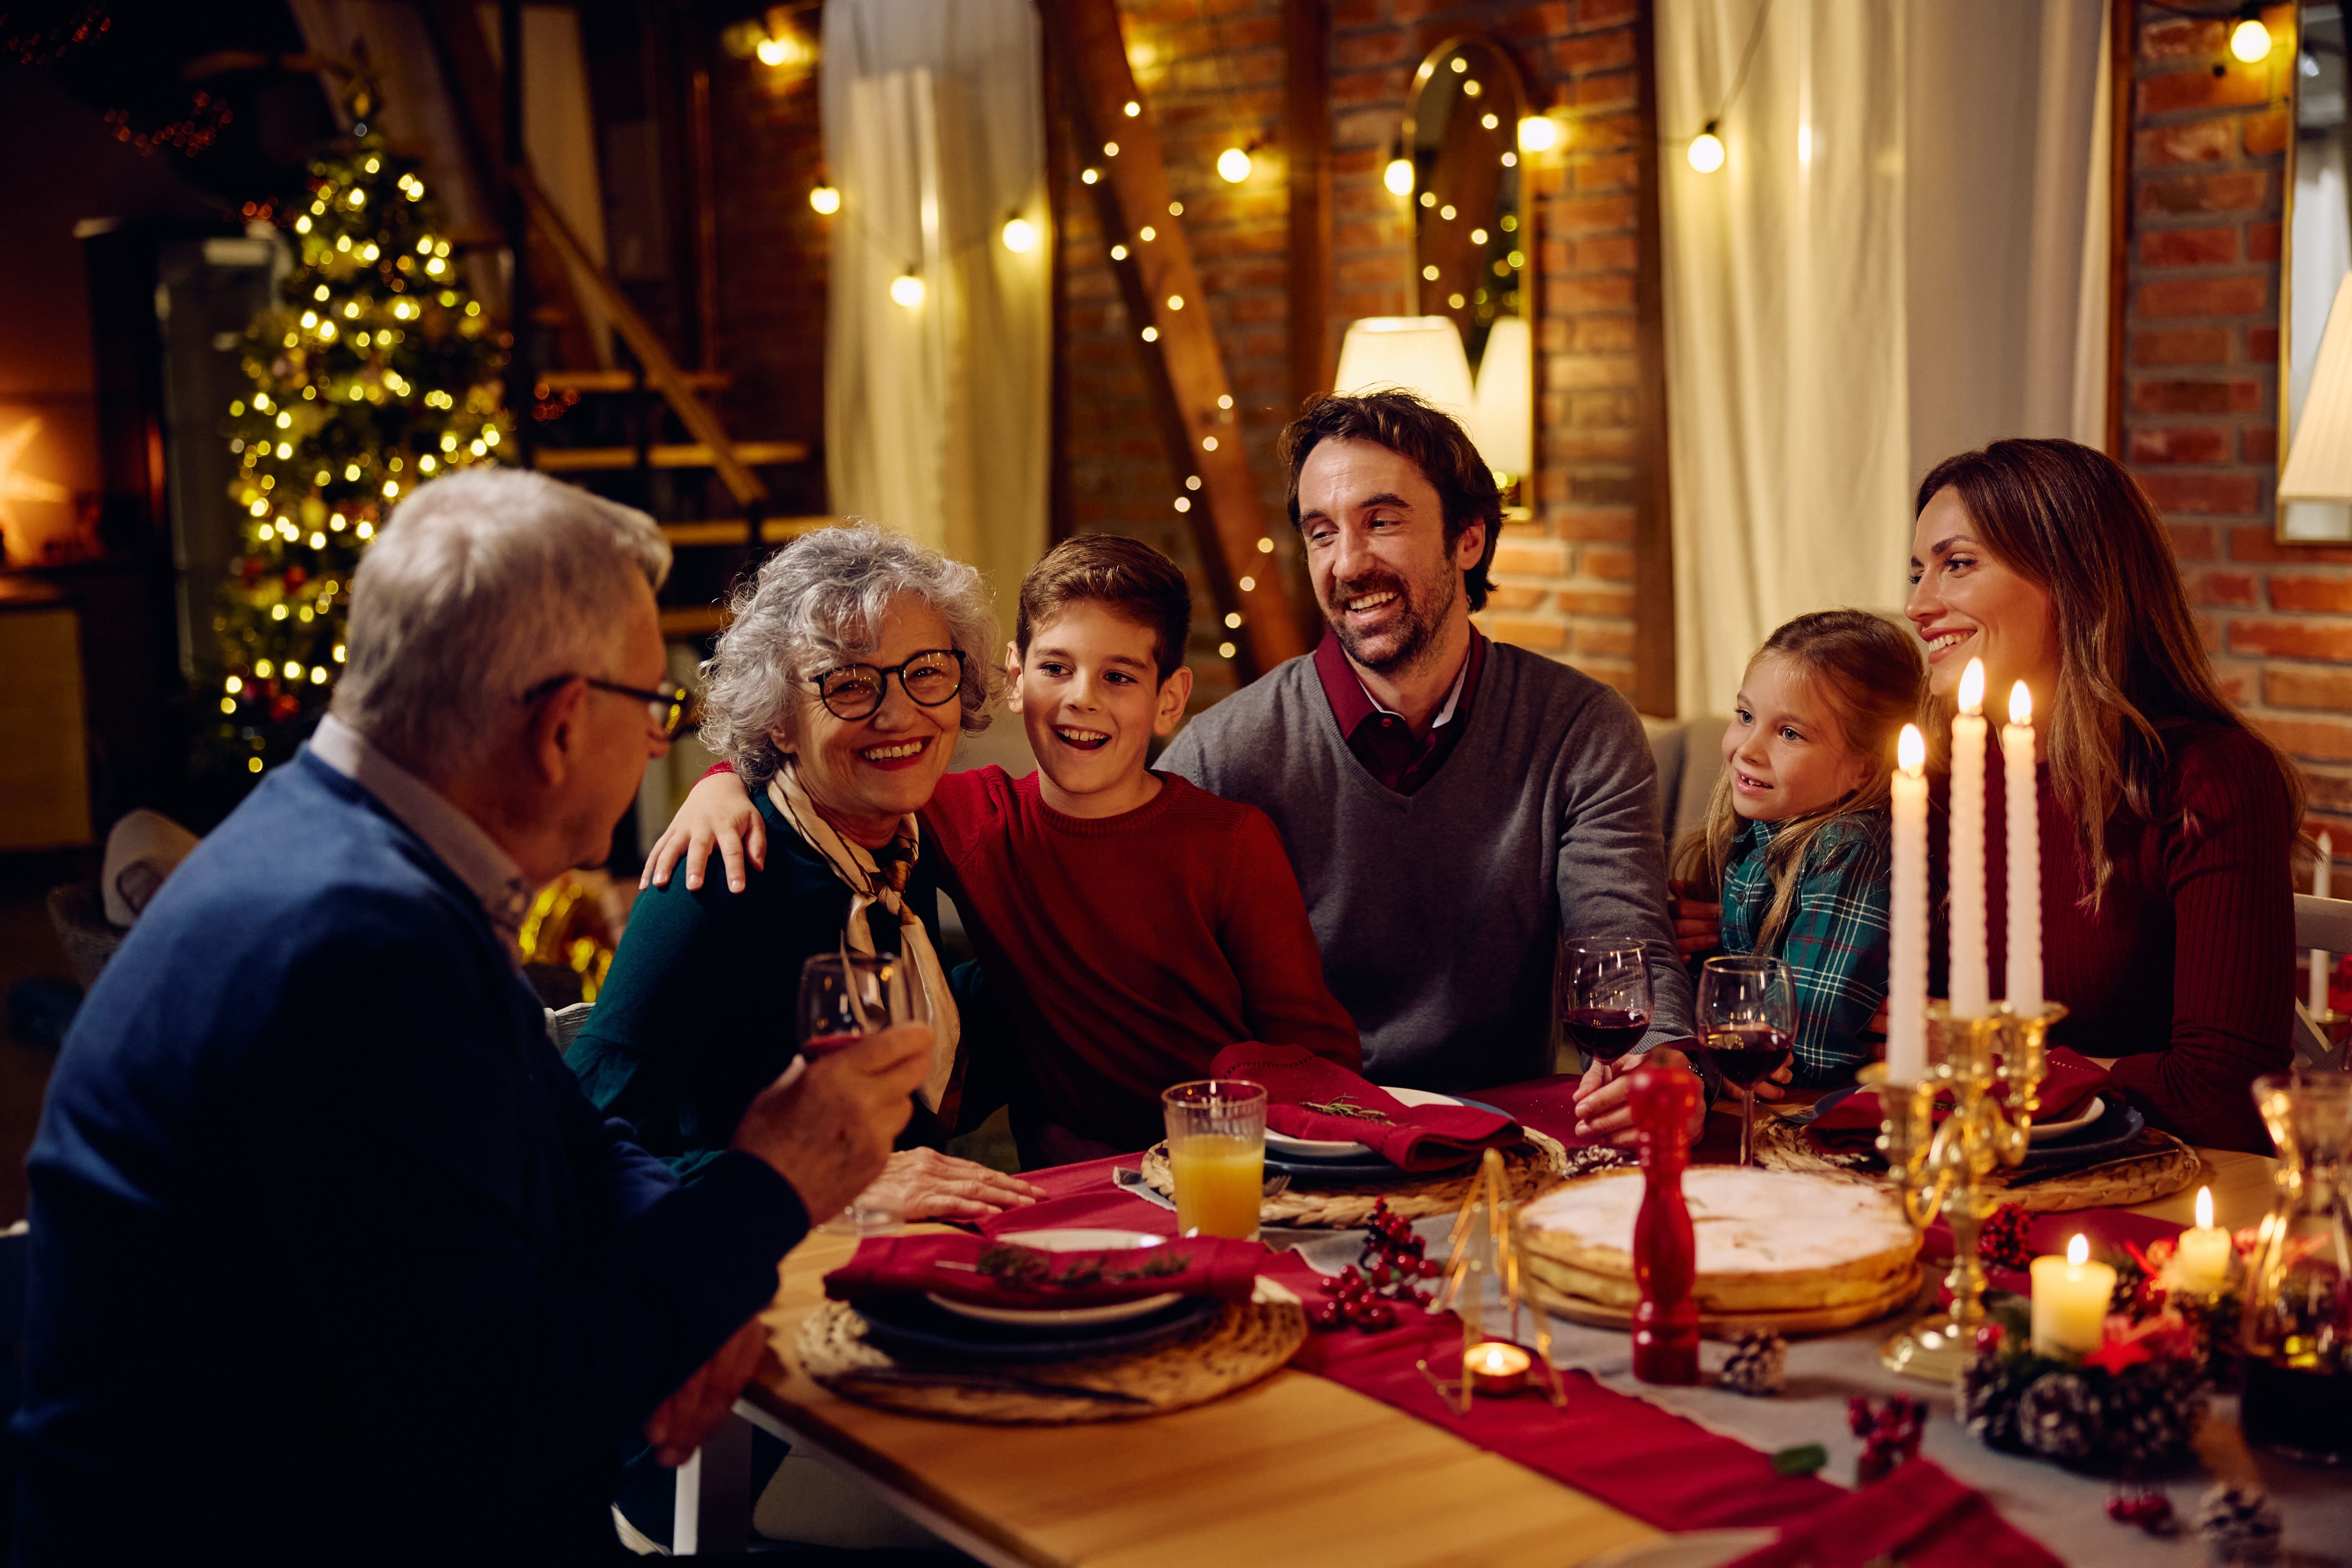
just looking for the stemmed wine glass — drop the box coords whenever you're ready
[1695,955,1794,1168]
[1559,941,1653,1070]
[797,949,931,1233]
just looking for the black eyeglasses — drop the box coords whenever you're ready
[523,674,697,740]
[811,648,967,720]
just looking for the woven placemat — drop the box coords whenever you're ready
[1138,1130,1577,1228]
[1753,1113,2201,1212]
[799,1282,1307,1424]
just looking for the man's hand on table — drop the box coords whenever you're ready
[731,1023,931,1216]
[644,1316,769,1467]
[642,769,763,893]
[864,1148,1045,1221]
[1572,1046,1710,1145]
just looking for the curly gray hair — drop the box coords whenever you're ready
[697,523,996,788]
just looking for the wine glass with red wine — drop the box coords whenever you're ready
[1560,942,1653,1067]
[1696,955,1794,1167]
[797,951,929,1234]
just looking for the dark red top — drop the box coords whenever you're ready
[1933,721,2295,1154]
[922,766,1361,1157]
[1312,626,1486,795]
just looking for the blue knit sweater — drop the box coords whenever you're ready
[13,751,809,1563]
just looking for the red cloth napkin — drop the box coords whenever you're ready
[823,1232,1265,1311]
[1809,1047,2111,1145]
[1722,1459,2060,1568]
[1210,1042,1521,1172]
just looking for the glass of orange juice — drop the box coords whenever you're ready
[1162,1080,1268,1241]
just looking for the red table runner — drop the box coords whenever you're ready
[964,1082,2146,1546]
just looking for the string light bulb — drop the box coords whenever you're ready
[1384,139,1414,196]
[2230,9,2271,63]
[1688,120,1725,173]
[1517,114,1559,153]
[809,184,841,215]
[890,271,926,308]
[1217,145,1253,183]
[1001,215,1038,254]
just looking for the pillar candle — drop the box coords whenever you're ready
[2029,1234,2115,1357]
[1949,659,1990,1018]
[2312,831,2334,1018]
[1888,724,1929,1085]
[2002,682,2041,1017]
[2172,1186,2233,1294]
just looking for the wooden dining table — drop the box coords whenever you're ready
[720,1110,2279,1568]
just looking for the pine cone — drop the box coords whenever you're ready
[1719,1330,1786,1396]
[2197,1484,2282,1566]
[2016,1370,2106,1463]
[2103,1360,2206,1469]
[1958,1350,2029,1449]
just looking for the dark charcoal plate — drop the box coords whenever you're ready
[2016,1097,2147,1169]
[850,1293,1223,1363]
[1262,1097,1514,1184]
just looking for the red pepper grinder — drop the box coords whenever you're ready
[1628,1063,1701,1385]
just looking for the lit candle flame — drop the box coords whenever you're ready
[1958,658,1986,717]
[2066,1233,2088,1267]
[1898,723,1926,775]
[2009,681,2032,727]
[2196,1185,2214,1230]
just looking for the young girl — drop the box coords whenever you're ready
[1671,610,1925,1088]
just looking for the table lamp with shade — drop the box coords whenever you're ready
[1470,314,1533,491]
[1333,317,1476,424]
[2279,271,2352,532]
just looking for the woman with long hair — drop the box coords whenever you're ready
[1906,438,2301,1153]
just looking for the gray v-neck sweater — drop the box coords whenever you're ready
[1160,641,1692,1089]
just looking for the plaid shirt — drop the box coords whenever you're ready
[1719,810,1892,1084]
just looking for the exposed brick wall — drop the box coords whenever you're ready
[1058,0,1653,705]
[2123,4,2352,868]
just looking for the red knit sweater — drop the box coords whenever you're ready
[922,766,1361,1156]
[1934,721,2294,1154]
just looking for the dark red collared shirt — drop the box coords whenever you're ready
[1311,626,1486,796]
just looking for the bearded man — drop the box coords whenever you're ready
[1159,392,1697,1138]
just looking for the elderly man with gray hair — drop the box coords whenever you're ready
[13,470,931,1564]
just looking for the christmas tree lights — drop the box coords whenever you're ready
[211,110,512,777]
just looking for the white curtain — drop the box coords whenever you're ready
[822,0,1048,606]
[1659,0,2111,717]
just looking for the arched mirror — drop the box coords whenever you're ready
[1403,36,1534,493]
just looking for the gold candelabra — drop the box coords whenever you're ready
[1871,1000,2065,1381]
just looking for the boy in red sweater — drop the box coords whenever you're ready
[658,535,1361,1164]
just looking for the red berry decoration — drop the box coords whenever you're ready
[1315,1200,1442,1332]
[1307,1300,1344,1332]
[1978,1204,2034,1273]
[1975,1322,2005,1353]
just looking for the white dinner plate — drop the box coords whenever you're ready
[2028,1094,2105,1143]
[1264,1087,1468,1160]
[927,1229,1180,1327]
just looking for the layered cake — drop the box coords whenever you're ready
[1520,1168,1919,1317]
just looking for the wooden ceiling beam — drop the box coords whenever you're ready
[1041,0,1309,677]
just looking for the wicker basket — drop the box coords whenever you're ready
[45,881,123,990]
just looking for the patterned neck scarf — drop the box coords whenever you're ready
[769,760,962,1117]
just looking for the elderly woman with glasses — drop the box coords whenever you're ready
[566,525,1041,1223]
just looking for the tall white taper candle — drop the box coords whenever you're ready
[1888,724,1929,1084]
[2003,682,2042,1017]
[2312,831,2334,1018]
[1950,659,1991,1018]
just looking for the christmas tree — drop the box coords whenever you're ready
[209,98,512,780]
